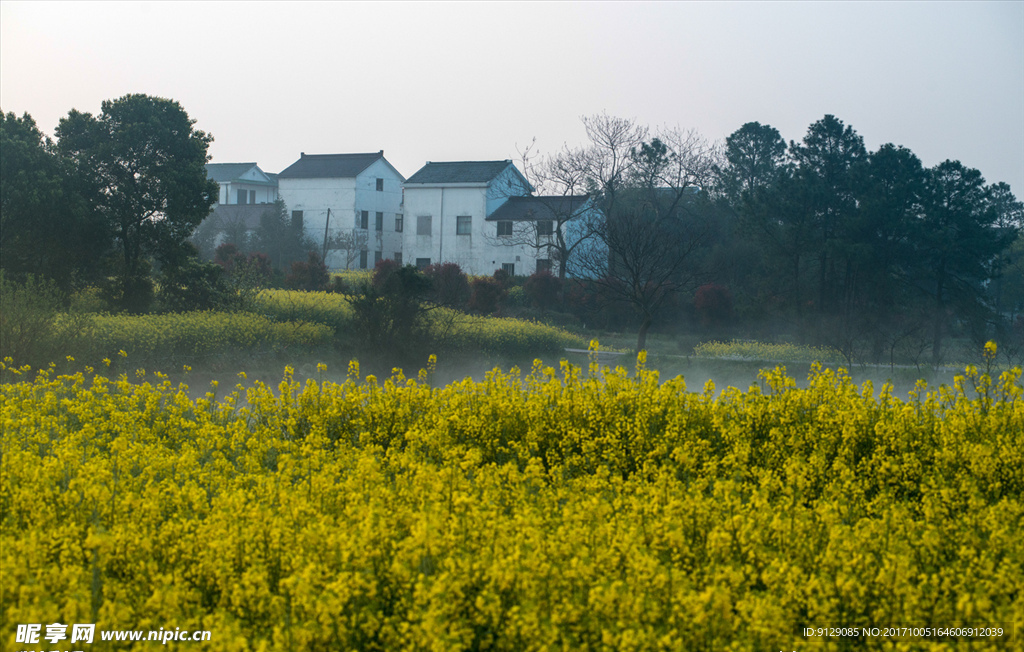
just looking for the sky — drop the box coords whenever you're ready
[2,1,1022,194]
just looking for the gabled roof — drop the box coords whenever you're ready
[206,162,263,183]
[486,195,591,221]
[277,151,391,179]
[405,160,520,185]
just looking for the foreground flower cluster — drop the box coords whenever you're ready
[2,353,1022,651]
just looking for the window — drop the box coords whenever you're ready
[417,215,432,236]
[249,190,256,204]
[359,250,368,269]
[416,257,431,270]
[536,259,552,274]
[537,220,554,236]
[375,212,384,232]
[394,252,402,266]
[497,221,513,236]
[291,210,303,229]
[502,263,515,276]
[456,215,472,235]
[358,210,369,230]
[237,189,247,205]
[395,214,404,232]
[374,251,382,266]
[376,178,384,191]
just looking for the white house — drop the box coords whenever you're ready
[205,163,278,205]
[402,160,552,276]
[277,151,405,270]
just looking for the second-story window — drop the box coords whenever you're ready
[497,221,512,237]
[537,220,554,236]
[376,212,383,232]
[417,215,432,236]
[395,214,404,232]
[376,178,384,191]
[456,216,472,235]
[358,210,369,229]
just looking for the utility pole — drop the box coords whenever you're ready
[322,208,332,262]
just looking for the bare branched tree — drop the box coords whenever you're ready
[326,228,370,270]
[572,116,724,351]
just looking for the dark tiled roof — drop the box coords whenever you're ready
[486,195,591,221]
[405,160,515,184]
[206,162,260,183]
[277,152,385,179]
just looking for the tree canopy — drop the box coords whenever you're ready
[54,94,218,310]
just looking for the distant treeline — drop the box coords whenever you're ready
[528,114,1022,364]
[707,116,1022,365]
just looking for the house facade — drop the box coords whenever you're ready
[205,163,278,205]
[277,151,405,269]
[402,160,553,276]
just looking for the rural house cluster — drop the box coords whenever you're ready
[203,151,590,276]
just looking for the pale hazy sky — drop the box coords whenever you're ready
[2,1,1022,193]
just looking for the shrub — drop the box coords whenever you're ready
[694,283,733,328]
[371,258,402,290]
[492,267,512,287]
[286,252,330,291]
[0,271,91,367]
[214,242,245,274]
[470,277,506,315]
[351,265,432,360]
[159,257,236,312]
[425,262,470,308]
[524,271,561,312]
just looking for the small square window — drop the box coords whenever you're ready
[536,259,552,274]
[497,221,512,237]
[416,257,431,270]
[376,212,383,232]
[417,215,432,236]
[376,178,384,191]
[537,220,553,236]
[395,214,404,232]
[502,263,515,276]
[456,215,472,235]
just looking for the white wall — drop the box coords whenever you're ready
[401,181,547,276]
[355,159,406,267]
[278,159,406,269]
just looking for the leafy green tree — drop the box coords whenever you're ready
[841,143,930,357]
[0,112,108,290]
[717,122,807,328]
[789,115,867,315]
[918,160,1013,362]
[55,94,218,312]
[715,121,789,204]
[986,182,1024,316]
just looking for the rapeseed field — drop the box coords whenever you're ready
[1,346,1021,650]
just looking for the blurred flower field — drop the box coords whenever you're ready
[2,347,1021,650]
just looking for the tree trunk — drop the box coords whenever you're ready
[932,275,945,365]
[636,315,652,353]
